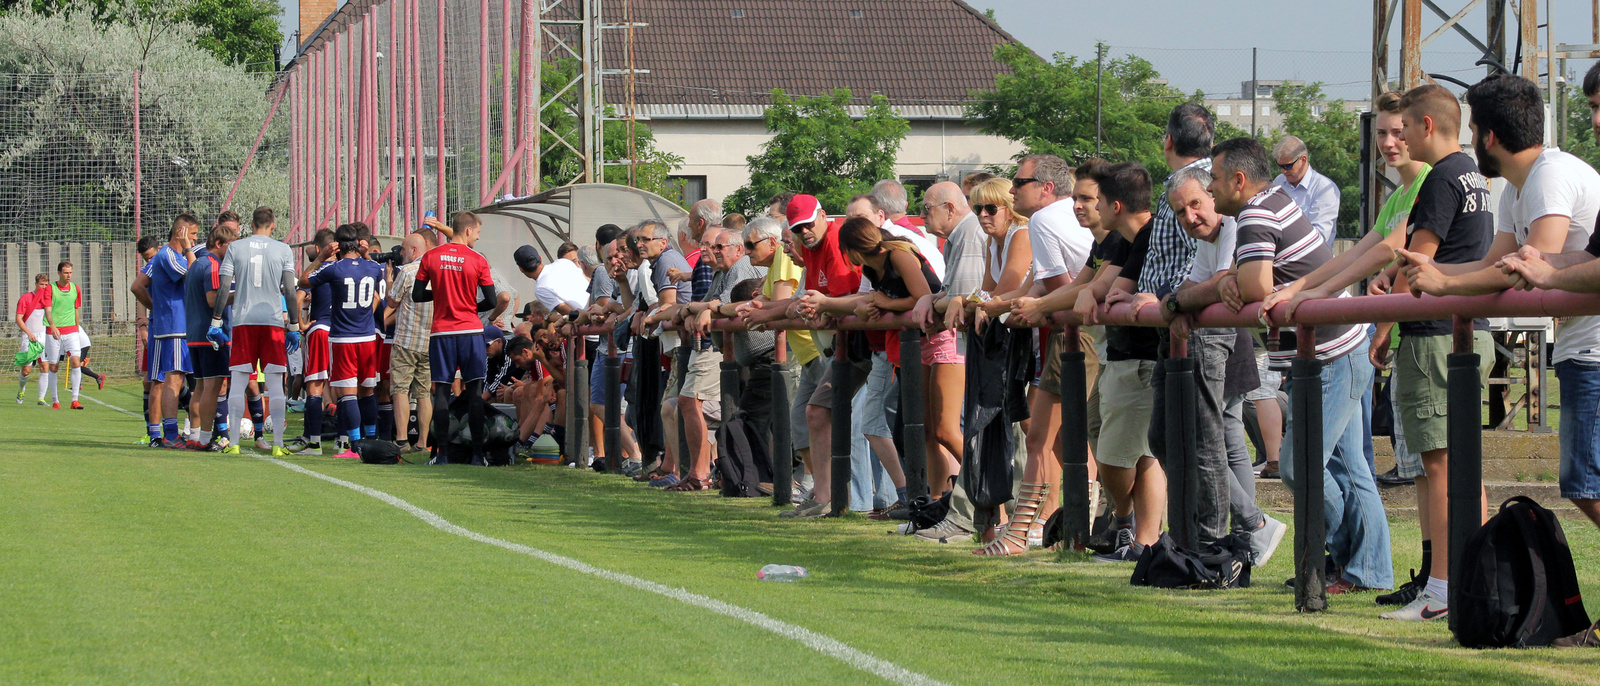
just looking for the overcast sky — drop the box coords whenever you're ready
[274,1,1597,99]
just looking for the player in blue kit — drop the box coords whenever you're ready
[130,214,200,447]
[303,222,386,459]
[285,228,337,455]
[183,221,239,451]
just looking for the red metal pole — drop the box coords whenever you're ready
[479,0,490,205]
[411,0,423,227]
[517,0,537,195]
[436,0,448,218]
[387,2,398,235]
[132,69,141,239]
[403,0,416,233]
[221,84,288,214]
[500,0,513,197]
[362,14,376,222]
[336,33,345,224]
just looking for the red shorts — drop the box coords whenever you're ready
[303,327,331,381]
[377,341,393,378]
[230,325,287,371]
[331,339,381,388]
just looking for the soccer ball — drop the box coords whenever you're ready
[238,417,255,439]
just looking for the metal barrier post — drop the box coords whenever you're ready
[573,338,590,468]
[675,339,692,477]
[898,328,928,500]
[1163,335,1200,550]
[720,346,740,427]
[770,331,793,506]
[603,331,621,474]
[1291,325,1327,612]
[1446,315,1482,630]
[1057,325,1091,549]
[829,333,853,517]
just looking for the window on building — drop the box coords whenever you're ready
[1260,105,1271,117]
[667,176,707,206]
[1217,104,1232,116]
[1311,104,1323,116]
[848,9,864,18]
[730,8,744,18]
[1240,105,1252,116]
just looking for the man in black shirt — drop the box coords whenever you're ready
[1081,162,1166,563]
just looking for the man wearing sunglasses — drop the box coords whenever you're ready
[1272,135,1341,247]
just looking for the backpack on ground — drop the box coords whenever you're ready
[714,413,771,498]
[1453,496,1590,648]
[1131,533,1252,590]
[906,490,952,531]
[354,438,403,465]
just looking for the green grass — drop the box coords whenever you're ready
[3,383,1599,684]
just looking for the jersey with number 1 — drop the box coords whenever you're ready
[218,234,295,327]
[307,257,386,343]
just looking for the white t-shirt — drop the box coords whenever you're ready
[882,221,946,281]
[1186,216,1239,283]
[1496,149,1600,363]
[1026,197,1094,281]
[534,258,590,311]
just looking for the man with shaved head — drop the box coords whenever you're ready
[1273,134,1341,246]
[386,229,439,453]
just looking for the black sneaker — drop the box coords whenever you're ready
[1375,466,1414,487]
[1091,527,1141,562]
[1376,569,1424,606]
[147,437,170,449]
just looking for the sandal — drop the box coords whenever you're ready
[973,481,1052,556]
[665,476,712,492]
[634,468,670,483]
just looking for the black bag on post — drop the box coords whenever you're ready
[1371,371,1394,438]
[959,324,1031,509]
[715,413,772,498]
[1453,496,1590,648]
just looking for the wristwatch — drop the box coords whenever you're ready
[1164,294,1182,315]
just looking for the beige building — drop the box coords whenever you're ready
[1208,80,1369,134]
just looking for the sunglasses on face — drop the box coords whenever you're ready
[744,241,760,251]
[975,204,1003,216]
[1277,157,1303,171]
[1012,177,1040,188]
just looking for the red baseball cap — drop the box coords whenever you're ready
[786,194,824,229]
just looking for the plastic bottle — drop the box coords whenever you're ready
[757,564,809,582]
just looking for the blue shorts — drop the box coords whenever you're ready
[1555,360,1600,500]
[188,343,231,379]
[429,333,487,384]
[146,337,192,381]
[589,354,629,406]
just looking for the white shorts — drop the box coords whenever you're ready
[44,331,85,362]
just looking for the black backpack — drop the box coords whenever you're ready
[354,438,403,465]
[1131,533,1253,590]
[1453,496,1590,648]
[715,414,772,498]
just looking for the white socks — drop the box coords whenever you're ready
[266,374,287,448]
[69,367,81,401]
[46,371,58,402]
[1425,576,1449,599]
[227,370,249,444]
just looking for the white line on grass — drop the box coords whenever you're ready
[84,393,949,686]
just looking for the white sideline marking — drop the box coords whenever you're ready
[86,393,948,686]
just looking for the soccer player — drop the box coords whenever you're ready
[208,207,303,455]
[132,215,199,444]
[44,259,97,411]
[14,273,50,404]
[413,212,498,466]
[132,235,161,443]
[285,228,337,455]
[304,223,385,459]
[184,221,238,451]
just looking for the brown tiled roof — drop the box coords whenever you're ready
[603,0,1020,107]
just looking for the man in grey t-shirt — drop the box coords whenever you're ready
[210,207,302,454]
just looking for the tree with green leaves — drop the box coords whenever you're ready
[525,57,682,203]
[1267,83,1363,238]
[725,89,909,215]
[3,0,283,71]
[966,42,1187,183]
[1564,85,1600,172]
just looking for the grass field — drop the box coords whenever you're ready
[3,382,1599,685]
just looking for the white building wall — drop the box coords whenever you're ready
[648,118,1025,204]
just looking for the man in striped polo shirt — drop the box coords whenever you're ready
[1211,136,1393,595]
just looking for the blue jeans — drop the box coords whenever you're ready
[849,353,897,510]
[1556,361,1600,500]
[1361,324,1377,473]
[1281,341,1393,590]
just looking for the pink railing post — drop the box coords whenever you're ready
[478,0,490,205]
[387,1,398,235]
[500,0,514,198]
[410,0,422,227]
[132,69,141,239]
[220,84,287,215]
[435,0,448,218]
[517,0,537,195]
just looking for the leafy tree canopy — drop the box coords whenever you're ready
[1266,83,1363,239]
[726,89,909,216]
[3,0,283,71]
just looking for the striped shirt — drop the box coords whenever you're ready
[1139,158,1204,297]
[1234,186,1362,368]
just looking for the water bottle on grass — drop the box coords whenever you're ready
[757,565,808,582]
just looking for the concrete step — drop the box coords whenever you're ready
[1254,478,1573,512]
[1370,429,1559,459]
[1368,455,1561,482]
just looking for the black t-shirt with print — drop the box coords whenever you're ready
[1403,151,1493,336]
[1104,224,1160,362]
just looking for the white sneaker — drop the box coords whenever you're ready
[1380,587,1449,621]
[1251,515,1288,568]
[255,437,272,452]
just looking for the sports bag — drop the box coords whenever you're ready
[1453,496,1590,648]
[354,438,403,465]
[1131,533,1252,590]
[714,413,772,498]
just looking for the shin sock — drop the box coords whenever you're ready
[358,394,378,438]
[266,375,287,447]
[376,402,394,441]
[227,371,249,445]
[248,395,265,430]
[215,395,230,434]
[431,385,451,463]
[69,367,81,401]
[339,395,362,443]
[303,395,324,444]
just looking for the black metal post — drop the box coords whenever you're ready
[829,333,854,517]
[898,328,928,500]
[574,354,590,467]
[603,344,621,474]
[770,332,793,506]
[720,357,741,423]
[1291,325,1327,613]
[675,341,692,477]
[1163,342,1200,551]
[1058,326,1091,549]
[1446,315,1482,630]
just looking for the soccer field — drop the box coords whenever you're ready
[3,383,1598,685]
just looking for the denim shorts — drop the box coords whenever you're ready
[1555,360,1600,500]
[857,352,895,438]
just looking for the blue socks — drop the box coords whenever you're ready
[248,395,265,429]
[338,395,362,443]
[214,395,229,435]
[303,394,324,444]
[358,395,378,439]
[147,423,161,440]
[161,419,179,443]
